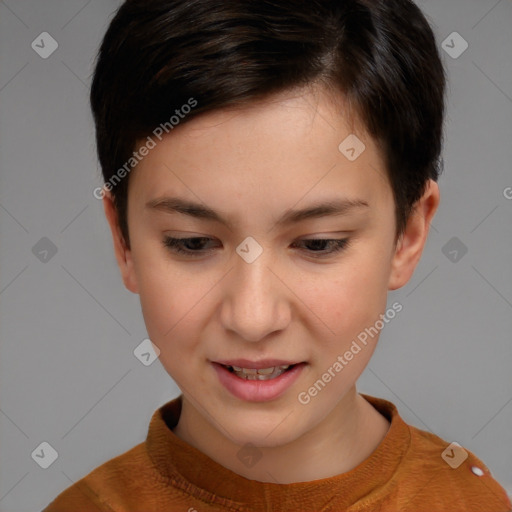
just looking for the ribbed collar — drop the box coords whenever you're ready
[145,393,411,511]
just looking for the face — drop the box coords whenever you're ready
[104,85,438,448]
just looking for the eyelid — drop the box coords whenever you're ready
[162,235,351,259]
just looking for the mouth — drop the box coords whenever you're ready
[220,363,297,381]
[211,360,307,402]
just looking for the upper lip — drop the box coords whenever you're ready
[213,359,303,369]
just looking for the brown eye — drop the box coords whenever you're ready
[292,238,350,258]
[162,236,218,257]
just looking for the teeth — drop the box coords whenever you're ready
[241,368,258,375]
[256,367,275,375]
[225,364,293,380]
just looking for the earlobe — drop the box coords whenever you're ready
[102,191,139,294]
[388,180,440,291]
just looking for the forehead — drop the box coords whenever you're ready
[128,86,391,219]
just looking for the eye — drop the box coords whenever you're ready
[162,236,350,259]
[292,238,350,258]
[162,236,218,257]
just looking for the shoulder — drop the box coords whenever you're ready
[41,441,162,512]
[398,424,511,511]
[41,479,106,512]
[361,395,511,512]
[42,396,192,511]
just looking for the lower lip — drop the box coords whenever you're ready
[212,362,306,402]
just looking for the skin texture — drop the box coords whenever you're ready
[103,85,439,484]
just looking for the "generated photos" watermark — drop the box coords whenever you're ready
[93,97,198,200]
[298,302,403,405]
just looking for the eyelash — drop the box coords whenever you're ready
[162,236,350,259]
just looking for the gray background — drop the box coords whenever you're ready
[0,0,511,510]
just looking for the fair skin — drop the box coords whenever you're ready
[103,85,439,484]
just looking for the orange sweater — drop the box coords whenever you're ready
[43,394,511,512]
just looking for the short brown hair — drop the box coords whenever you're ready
[90,0,446,247]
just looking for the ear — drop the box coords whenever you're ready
[388,179,440,291]
[102,190,139,294]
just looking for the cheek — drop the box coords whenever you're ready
[132,247,202,341]
[300,263,390,400]
[139,274,203,337]
[135,265,213,381]
[309,247,392,350]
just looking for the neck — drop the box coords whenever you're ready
[172,387,390,484]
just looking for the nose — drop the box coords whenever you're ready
[219,247,291,342]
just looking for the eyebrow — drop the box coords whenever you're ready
[145,196,370,229]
